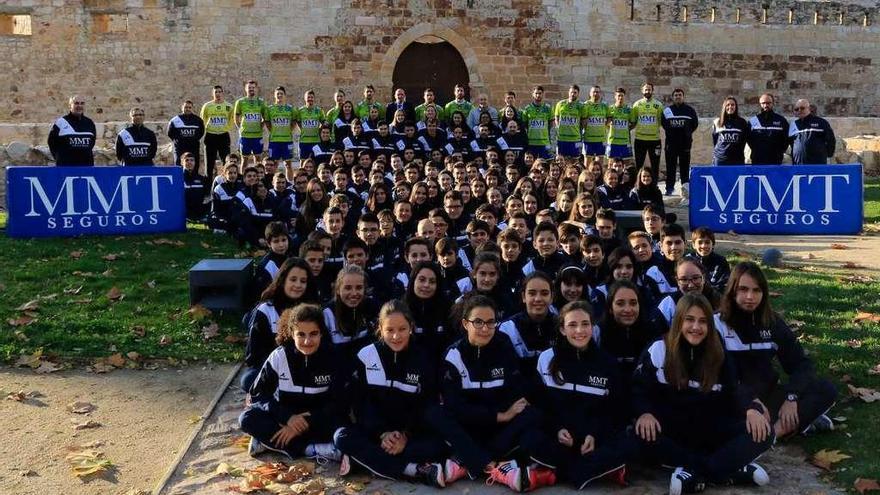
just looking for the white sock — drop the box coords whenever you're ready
[404,463,418,477]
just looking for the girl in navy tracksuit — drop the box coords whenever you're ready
[242,258,316,391]
[590,247,657,322]
[648,258,720,336]
[633,293,774,495]
[712,97,751,165]
[497,272,558,375]
[426,295,555,492]
[717,262,837,439]
[322,265,379,368]
[333,301,448,486]
[521,301,639,489]
[239,304,347,461]
[402,261,454,360]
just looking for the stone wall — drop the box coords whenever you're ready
[0,0,879,124]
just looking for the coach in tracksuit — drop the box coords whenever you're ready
[333,301,448,487]
[633,294,774,495]
[167,100,205,169]
[521,301,638,489]
[239,304,347,460]
[789,99,836,164]
[717,262,837,438]
[660,89,699,195]
[746,93,789,165]
[115,107,157,166]
[48,95,96,166]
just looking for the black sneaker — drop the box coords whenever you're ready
[802,414,834,435]
[669,467,706,495]
[727,463,770,486]
[416,462,445,488]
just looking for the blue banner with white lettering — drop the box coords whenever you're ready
[6,166,186,238]
[689,164,863,235]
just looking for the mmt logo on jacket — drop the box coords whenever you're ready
[6,166,186,238]
[689,164,863,235]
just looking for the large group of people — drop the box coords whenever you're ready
[44,82,840,494]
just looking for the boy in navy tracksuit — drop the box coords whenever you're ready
[522,222,569,277]
[253,222,292,296]
[181,152,209,221]
[689,227,731,293]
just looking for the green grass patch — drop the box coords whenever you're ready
[0,228,249,363]
[864,178,879,224]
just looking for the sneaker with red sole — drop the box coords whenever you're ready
[444,458,469,485]
[487,460,522,492]
[524,465,556,491]
[603,465,628,487]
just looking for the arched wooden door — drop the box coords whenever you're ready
[392,40,470,107]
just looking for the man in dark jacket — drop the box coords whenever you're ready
[789,99,836,164]
[116,107,158,166]
[385,87,417,123]
[167,99,205,170]
[48,95,96,166]
[747,93,789,165]
[660,88,699,195]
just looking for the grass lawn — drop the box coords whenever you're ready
[865,178,879,224]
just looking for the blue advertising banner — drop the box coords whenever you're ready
[689,164,863,235]
[6,166,186,238]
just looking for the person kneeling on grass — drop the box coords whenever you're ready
[632,293,774,495]
[333,300,449,487]
[716,262,837,438]
[239,304,347,463]
[520,301,639,490]
[425,295,556,492]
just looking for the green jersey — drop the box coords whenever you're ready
[521,102,553,146]
[444,100,473,121]
[200,101,234,134]
[631,97,664,141]
[607,105,633,146]
[582,101,610,143]
[297,106,324,144]
[553,99,584,142]
[415,103,445,123]
[355,100,385,121]
[233,97,268,139]
[267,104,296,143]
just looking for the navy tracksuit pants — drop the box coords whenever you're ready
[239,406,336,458]
[761,378,837,433]
[638,417,774,482]
[425,404,541,474]
[521,429,640,488]
[333,426,448,479]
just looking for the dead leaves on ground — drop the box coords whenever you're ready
[215,460,322,494]
[146,238,185,247]
[87,353,138,373]
[73,419,102,431]
[854,311,880,325]
[810,449,852,470]
[188,304,212,322]
[65,447,114,479]
[202,322,220,340]
[855,478,880,494]
[847,384,880,403]
[830,243,849,250]
[13,349,63,374]
[66,401,97,414]
[106,286,124,301]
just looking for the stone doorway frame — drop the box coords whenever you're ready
[379,23,483,96]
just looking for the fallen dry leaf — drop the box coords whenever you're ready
[72,271,96,277]
[188,304,212,321]
[63,285,84,295]
[201,242,211,249]
[848,384,880,403]
[854,311,880,325]
[830,243,849,250]
[73,419,102,431]
[34,361,62,374]
[810,449,852,470]
[845,339,863,348]
[841,374,853,383]
[145,280,157,289]
[869,364,880,375]
[230,435,251,450]
[66,449,113,478]
[788,319,807,332]
[855,478,880,494]
[202,322,220,340]
[69,250,84,259]
[159,335,172,346]
[14,349,43,368]
[87,361,114,374]
[102,253,120,261]
[15,299,40,311]
[101,268,114,277]
[126,351,141,361]
[7,316,36,327]
[131,325,146,338]
[212,462,245,478]
[71,298,93,305]
[6,390,26,402]
[225,335,246,344]
[187,415,203,424]
[106,353,126,368]
[843,261,866,269]
[840,274,874,284]
[66,401,96,414]
[106,287,123,301]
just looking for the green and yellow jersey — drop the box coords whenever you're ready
[233,97,268,139]
[581,101,610,144]
[608,105,634,146]
[355,100,385,121]
[521,102,553,146]
[200,101,234,135]
[267,104,296,143]
[554,99,584,143]
[297,106,325,144]
[631,97,664,141]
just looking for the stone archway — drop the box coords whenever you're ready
[379,23,483,104]
[392,39,469,106]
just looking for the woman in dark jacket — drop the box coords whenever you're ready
[632,293,773,494]
[239,304,347,462]
[712,96,751,165]
[402,261,454,360]
[333,300,448,487]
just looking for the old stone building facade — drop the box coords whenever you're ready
[0,0,878,123]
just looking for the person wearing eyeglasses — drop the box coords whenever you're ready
[116,107,157,166]
[426,295,555,492]
[788,98,836,165]
[746,93,789,165]
[648,258,720,335]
